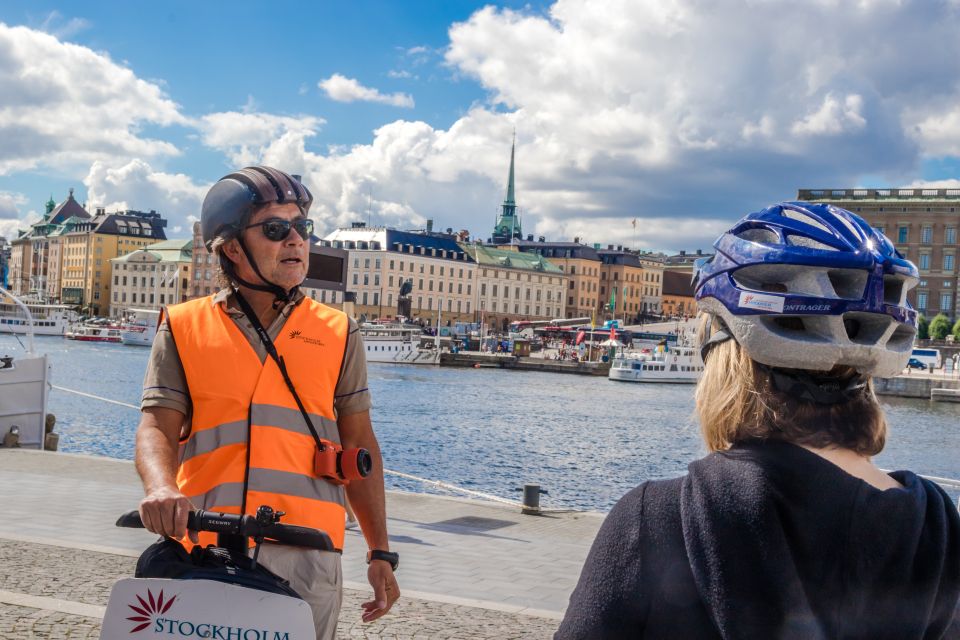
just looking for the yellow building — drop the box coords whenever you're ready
[60,208,168,315]
[506,240,602,319]
[109,239,192,316]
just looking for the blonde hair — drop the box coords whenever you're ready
[694,314,887,455]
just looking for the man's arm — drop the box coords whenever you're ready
[135,406,197,542]
[339,409,399,622]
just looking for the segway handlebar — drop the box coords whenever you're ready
[116,507,335,552]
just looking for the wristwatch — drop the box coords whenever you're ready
[367,549,399,571]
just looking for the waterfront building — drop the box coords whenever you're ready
[505,239,601,319]
[491,136,523,245]
[189,221,219,299]
[109,239,192,316]
[461,243,567,332]
[322,223,476,324]
[8,190,91,298]
[59,208,167,315]
[637,252,664,316]
[0,236,9,290]
[799,188,959,320]
[661,270,698,318]
[663,249,711,271]
[597,247,657,321]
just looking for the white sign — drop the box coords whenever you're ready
[737,291,785,313]
[100,578,315,640]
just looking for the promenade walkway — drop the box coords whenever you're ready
[0,449,603,639]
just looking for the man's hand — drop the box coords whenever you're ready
[139,486,198,543]
[361,560,400,623]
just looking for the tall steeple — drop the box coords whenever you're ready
[492,132,521,244]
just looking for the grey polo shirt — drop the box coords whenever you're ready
[141,289,372,428]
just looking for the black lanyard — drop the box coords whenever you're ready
[232,289,329,452]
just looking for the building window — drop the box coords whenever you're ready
[941,294,953,311]
[364,258,370,269]
[898,226,908,243]
[945,254,955,271]
[946,228,957,245]
[921,226,933,244]
[917,292,928,310]
[353,273,358,285]
[920,254,930,270]
[362,292,368,305]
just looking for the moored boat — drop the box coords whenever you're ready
[120,308,160,346]
[608,344,703,384]
[0,300,76,336]
[360,322,441,365]
[66,322,123,343]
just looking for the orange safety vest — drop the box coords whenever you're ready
[166,295,350,551]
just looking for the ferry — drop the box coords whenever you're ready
[66,322,123,343]
[0,300,76,336]
[360,323,441,365]
[608,344,703,384]
[120,308,160,346]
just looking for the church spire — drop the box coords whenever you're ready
[492,132,521,244]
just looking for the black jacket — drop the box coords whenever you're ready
[556,441,960,639]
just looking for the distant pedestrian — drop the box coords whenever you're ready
[557,203,959,639]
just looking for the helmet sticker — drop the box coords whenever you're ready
[738,291,785,313]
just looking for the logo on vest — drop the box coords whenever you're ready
[287,329,325,347]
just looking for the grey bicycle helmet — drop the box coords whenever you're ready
[200,166,314,306]
[200,166,313,251]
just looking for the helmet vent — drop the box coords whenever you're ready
[887,324,916,350]
[737,228,780,245]
[883,275,905,305]
[786,235,838,251]
[842,312,890,345]
[827,269,868,300]
[782,209,831,234]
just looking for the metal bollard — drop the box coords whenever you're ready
[522,483,542,515]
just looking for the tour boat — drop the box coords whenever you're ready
[66,322,123,343]
[608,344,703,384]
[121,308,160,346]
[360,323,441,365]
[0,300,76,336]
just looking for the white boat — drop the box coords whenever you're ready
[608,344,703,384]
[0,287,53,450]
[66,323,123,343]
[360,323,441,365]
[121,308,160,346]
[0,301,76,336]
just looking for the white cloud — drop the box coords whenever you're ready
[0,23,187,176]
[791,94,867,136]
[387,70,414,79]
[198,112,324,167]
[84,159,209,233]
[318,74,415,108]
[39,11,91,39]
[0,191,28,219]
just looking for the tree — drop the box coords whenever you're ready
[918,314,929,340]
[928,313,952,340]
[953,318,960,342]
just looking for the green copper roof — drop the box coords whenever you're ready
[460,242,563,273]
[113,238,192,263]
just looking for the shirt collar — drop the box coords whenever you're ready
[211,287,305,318]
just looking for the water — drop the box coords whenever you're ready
[3,334,959,511]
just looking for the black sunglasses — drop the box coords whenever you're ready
[245,217,314,242]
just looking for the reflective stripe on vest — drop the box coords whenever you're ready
[167,295,350,551]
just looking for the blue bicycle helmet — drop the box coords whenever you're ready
[694,202,918,377]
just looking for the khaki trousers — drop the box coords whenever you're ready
[256,545,342,640]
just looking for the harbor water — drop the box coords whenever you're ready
[2,334,959,511]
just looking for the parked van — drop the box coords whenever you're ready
[911,347,942,369]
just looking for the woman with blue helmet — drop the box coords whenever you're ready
[556,202,960,639]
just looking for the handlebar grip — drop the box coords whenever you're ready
[116,510,144,528]
[262,523,335,552]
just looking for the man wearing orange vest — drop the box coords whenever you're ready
[134,166,399,639]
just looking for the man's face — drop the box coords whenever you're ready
[227,202,310,291]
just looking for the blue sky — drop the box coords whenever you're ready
[1,0,959,252]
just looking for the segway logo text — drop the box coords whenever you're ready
[152,619,290,640]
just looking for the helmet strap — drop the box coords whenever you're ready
[700,315,733,362]
[762,365,868,405]
[221,239,298,308]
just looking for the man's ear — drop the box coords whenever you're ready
[221,238,244,266]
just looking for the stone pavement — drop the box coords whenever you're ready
[0,449,605,638]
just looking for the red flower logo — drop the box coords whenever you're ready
[126,588,176,633]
